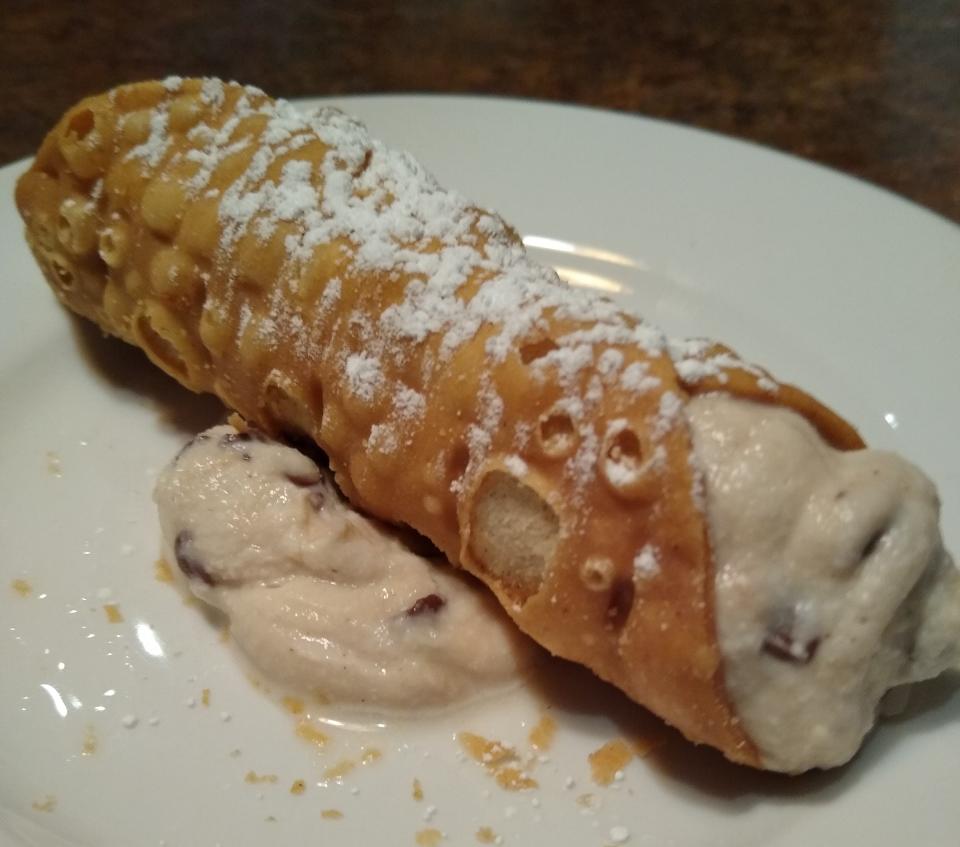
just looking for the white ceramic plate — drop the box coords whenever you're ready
[1,95,958,847]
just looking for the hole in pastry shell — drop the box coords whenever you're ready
[580,556,615,592]
[447,443,470,486]
[601,425,657,501]
[537,409,577,459]
[59,108,106,179]
[606,578,635,630]
[519,337,558,365]
[65,108,95,143]
[468,469,558,600]
[46,252,77,292]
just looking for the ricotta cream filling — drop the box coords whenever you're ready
[155,425,535,711]
[689,395,960,772]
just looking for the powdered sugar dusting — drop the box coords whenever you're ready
[604,460,638,488]
[394,385,426,421]
[633,545,661,579]
[368,423,399,454]
[345,353,383,403]
[620,361,661,394]
[567,424,600,500]
[200,78,226,108]
[126,108,170,168]
[318,277,342,314]
[119,78,770,504]
[670,338,779,393]
[652,391,683,439]
[597,348,625,378]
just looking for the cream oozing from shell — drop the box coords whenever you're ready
[154,425,535,710]
[688,395,960,773]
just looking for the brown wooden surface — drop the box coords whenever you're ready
[3,0,958,222]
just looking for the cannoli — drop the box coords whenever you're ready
[16,78,959,772]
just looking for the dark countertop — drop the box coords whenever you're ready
[4,0,958,222]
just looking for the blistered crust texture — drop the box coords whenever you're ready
[15,78,864,767]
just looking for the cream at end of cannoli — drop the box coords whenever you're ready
[689,394,960,773]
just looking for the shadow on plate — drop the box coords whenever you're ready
[68,314,225,437]
[525,652,960,810]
